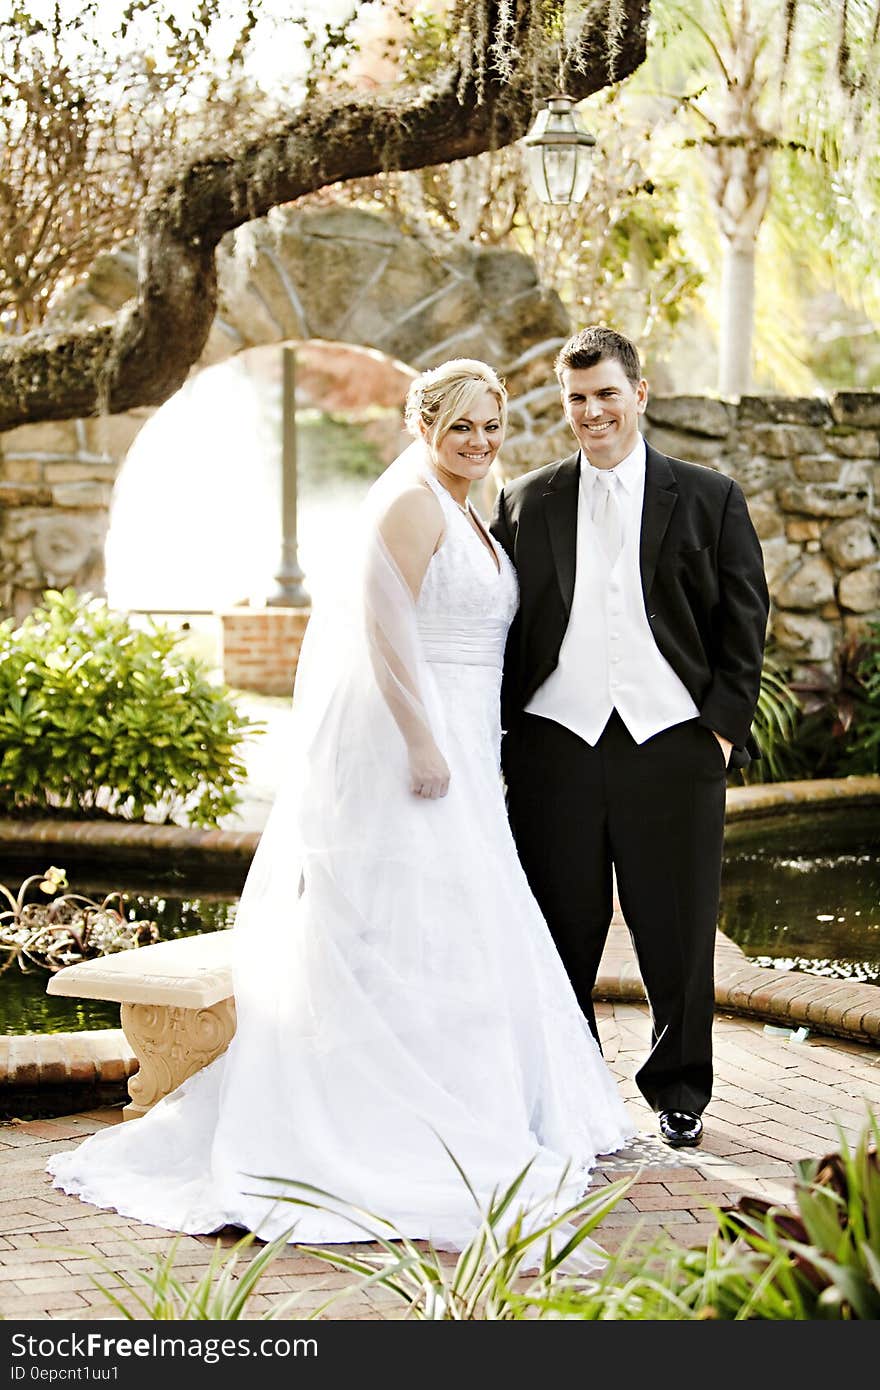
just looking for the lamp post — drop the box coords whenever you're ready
[522,93,596,205]
[267,345,309,608]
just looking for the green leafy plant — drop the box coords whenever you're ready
[743,650,803,784]
[0,865,158,974]
[780,624,880,780]
[838,621,880,776]
[295,410,389,482]
[0,588,260,826]
[714,1111,880,1319]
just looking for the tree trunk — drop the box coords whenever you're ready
[693,12,774,398]
[717,235,757,397]
[703,136,772,399]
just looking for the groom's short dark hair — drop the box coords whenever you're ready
[555,327,642,386]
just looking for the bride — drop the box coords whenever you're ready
[48,359,635,1247]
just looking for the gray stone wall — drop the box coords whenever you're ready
[645,393,879,684]
[0,414,145,624]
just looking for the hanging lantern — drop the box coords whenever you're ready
[522,93,596,205]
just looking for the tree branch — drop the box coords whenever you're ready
[0,0,649,430]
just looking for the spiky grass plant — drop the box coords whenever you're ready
[62,1230,300,1321]
[62,1111,880,1320]
[743,651,802,783]
[256,1146,636,1320]
[260,1116,880,1320]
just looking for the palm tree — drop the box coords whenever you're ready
[649,0,880,396]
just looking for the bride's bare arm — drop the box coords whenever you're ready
[368,486,450,798]
[378,485,445,602]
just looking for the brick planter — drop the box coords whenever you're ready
[219,605,310,696]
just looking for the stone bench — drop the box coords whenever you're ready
[47,932,236,1120]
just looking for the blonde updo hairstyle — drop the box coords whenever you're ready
[404,359,507,448]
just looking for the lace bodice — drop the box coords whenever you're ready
[417,473,518,669]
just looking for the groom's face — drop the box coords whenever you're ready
[560,359,648,470]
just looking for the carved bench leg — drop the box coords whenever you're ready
[120,997,237,1120]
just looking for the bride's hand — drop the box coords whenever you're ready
[408,741,450,799]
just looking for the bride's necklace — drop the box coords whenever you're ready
[428,467,472,516]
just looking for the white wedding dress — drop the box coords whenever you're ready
[48,459,635,1248]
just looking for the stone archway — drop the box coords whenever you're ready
[0,207,572,621]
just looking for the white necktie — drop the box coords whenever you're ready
[591,470,622,563]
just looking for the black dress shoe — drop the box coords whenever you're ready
[659,1110,703,1148]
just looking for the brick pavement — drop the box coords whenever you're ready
[2,1000,878,1322]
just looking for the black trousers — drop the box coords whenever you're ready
[502,709,727,1116]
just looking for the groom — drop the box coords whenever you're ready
[490,327,769,1147]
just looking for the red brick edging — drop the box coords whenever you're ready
[0,1031,136,1091]
[0,817,259,867]
[725,774,880,820]
[2,776,876,867]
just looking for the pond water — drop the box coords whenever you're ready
[1,876,241,1036]
[2,804,878,1033]
[719,804,879,986]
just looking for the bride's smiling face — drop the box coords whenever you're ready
[427,389,504,485]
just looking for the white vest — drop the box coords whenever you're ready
[526,438,699,746]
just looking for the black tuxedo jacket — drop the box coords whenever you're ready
[489,441,770,768]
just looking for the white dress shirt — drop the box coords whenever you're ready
[526,434,699,745]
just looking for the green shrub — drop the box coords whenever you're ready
[838,621,880,776]
[744,627,880,783]
[662,1110,880,1320]
[776,623,880,780]
[296,410,389,482]
[0,589,259,826]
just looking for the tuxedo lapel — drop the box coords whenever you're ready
[640,443,678,599]
[541,453,580,619]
